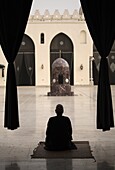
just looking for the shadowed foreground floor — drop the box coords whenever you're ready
[0,85,115,170]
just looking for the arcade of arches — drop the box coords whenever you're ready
[14,34,115,86]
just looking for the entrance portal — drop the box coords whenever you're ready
[50,33,74,85]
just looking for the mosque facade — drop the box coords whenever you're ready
[0,8,115,86]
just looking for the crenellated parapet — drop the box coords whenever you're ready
[29,8,85,22]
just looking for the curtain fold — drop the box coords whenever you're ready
[5,63,19,129]
[0,0,33,130]
[80,0,115,131]
[97,57,114,130]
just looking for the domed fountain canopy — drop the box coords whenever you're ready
[52,58,69,70]
[48,57,74,96]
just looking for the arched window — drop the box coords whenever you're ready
[80,30,87,44]
[40,33,44,44]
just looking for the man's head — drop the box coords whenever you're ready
[55,104,64,115]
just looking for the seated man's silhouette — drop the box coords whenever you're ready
[44,104,77,151]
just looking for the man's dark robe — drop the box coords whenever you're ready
[45,115,75,151]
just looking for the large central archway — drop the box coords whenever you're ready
[14,34,35,86]
[50,33,74,85]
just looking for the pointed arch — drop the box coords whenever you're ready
[14,34,35,86]
[50,32,74,85]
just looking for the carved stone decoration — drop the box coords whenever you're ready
[33,10,42,20]
[29,7,84,22]
[62,9,71,20]
[48,58,74,96]
[72,9,79,20]
[43,9,51,20]
[52,10,61,20]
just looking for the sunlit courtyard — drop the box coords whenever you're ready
[0,85,115,169]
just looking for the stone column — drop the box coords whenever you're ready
[90,56,94,85]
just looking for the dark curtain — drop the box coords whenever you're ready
[80,0,115,131]
[0,0,33,130]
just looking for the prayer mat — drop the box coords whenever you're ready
[31,141,95,159]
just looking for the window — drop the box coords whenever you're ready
[41,33,44,44]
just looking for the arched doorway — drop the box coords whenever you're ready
[14,34,35,86]
[93,41,115,85]
[50,33,74,85]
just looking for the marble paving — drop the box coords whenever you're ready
[0,85,115,170]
